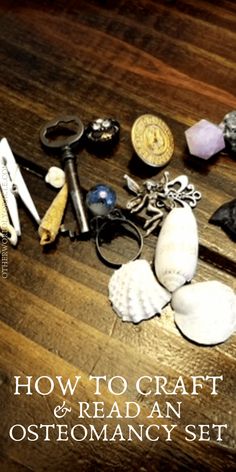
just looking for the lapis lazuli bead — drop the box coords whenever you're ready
[86,184,116,216]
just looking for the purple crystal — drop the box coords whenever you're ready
[185,119,225,159]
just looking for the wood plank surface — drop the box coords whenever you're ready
[0,1,235,471]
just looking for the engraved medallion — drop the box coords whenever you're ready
[131,114,174,167]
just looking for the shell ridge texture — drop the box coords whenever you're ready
[108,259,171,323]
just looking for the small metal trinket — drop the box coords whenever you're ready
[92,209,143,267]
[86,183,143,267]
[131,114,174,167]
[40,115,90,235]
[219,110,236,152]
[85,118,120,152]
[124,172,201,236]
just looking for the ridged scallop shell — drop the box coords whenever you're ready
[172,281,236,345]
[45,166,66,189]
[155,207,198,292]
[108,259,171,323]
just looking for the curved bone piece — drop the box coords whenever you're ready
[38,183,68,245]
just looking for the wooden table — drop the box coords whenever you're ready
[0,1,235,470]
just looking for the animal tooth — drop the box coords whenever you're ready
[45,166,66,189]
[154,206,198,292]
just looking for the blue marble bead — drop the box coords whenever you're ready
[86,184,116,216]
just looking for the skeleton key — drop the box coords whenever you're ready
[40,115,90,235]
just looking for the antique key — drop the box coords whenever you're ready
[40,115,90,235]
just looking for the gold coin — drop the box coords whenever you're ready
[131,114,174,167]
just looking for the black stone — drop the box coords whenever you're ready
[209,199,236,241]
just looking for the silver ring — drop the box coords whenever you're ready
[95,215,143,267]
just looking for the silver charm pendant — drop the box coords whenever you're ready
[124,172,201,236]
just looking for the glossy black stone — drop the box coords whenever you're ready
[209,199,236,241]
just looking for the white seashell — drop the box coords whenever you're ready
[154,206,198,292]
[172,281,236,345]
[45,166,66,189]
[108,259,171,323]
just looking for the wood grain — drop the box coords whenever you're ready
[0,1,235,471]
